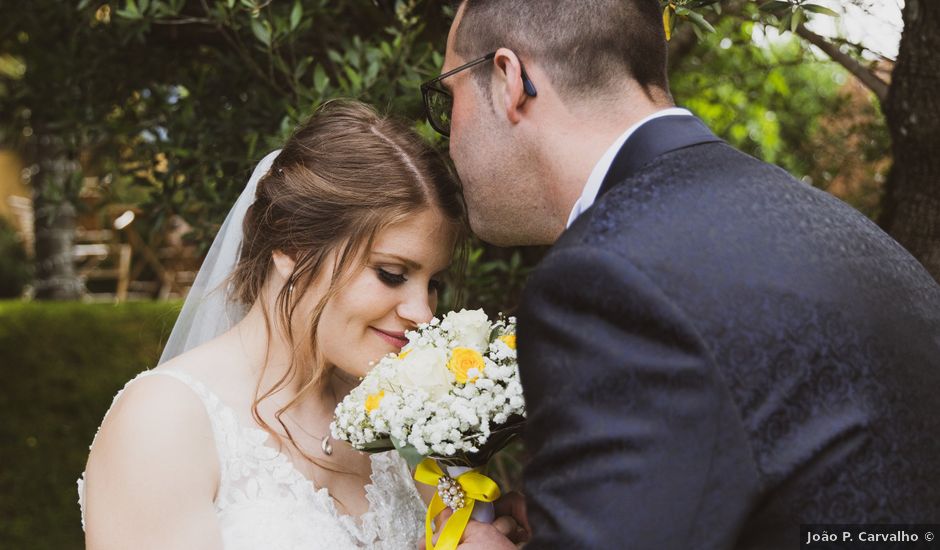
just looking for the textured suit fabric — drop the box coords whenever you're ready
[516,116,940,549]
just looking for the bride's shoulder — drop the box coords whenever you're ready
[90,370,216,462]
[82,370,221,516]
[82,371,221,526]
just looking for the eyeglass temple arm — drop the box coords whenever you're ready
[520,63,538,97]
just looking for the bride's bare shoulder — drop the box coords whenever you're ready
[82,372,221,527]
[88,372,216,467]
[81,366,222,545]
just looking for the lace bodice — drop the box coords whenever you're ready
[78,369,425,549]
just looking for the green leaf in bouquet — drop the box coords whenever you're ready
[391,435,426,469]
[359,437,396,453]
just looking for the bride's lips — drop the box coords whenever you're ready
[371,327,408,349]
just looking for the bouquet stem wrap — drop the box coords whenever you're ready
[415,459,501,550]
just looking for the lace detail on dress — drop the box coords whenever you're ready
[78,368,425,549]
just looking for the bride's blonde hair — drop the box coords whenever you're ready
[228,99,466,455]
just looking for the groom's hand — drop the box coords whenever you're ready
[456,518,519,549]
[495,491,531,543]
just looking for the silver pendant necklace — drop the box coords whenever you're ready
[279,369,351,458]
[284,412,333,456]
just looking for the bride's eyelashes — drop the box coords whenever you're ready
[376,267,406,286]
[375,267,445,294]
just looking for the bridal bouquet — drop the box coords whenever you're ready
[330,309,525,550]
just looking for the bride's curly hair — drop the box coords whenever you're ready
[228,99,467,459]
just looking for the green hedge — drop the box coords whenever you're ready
[0,300,182,549]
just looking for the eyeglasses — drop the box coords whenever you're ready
[420,51,538,137]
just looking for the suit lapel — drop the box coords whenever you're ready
[598,116,723,198]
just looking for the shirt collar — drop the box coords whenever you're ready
[566,107,692,228]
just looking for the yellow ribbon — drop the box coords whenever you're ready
[414,458,501,550]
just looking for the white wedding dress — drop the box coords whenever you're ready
[77,368,426,549]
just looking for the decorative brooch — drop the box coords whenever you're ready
[436,475,467,510]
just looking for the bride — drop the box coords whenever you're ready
[78,100,467,549]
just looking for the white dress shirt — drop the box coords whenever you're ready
[566,107,693,228]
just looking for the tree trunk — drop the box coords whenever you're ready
[32,137,83,300]
[879,0,940,282]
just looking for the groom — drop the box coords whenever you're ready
[422,0,940,548]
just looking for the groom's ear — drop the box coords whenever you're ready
[271,250,296,281]
[492,48,532,126]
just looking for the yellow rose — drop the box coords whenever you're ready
[499,334,516,350]
[447,347,486,383]
[365,390,385,412]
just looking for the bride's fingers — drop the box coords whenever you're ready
[427,507,454,546]
[435,507,454,529]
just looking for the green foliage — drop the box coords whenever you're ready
[90,0,452,251]
[445,240,544,317]
[662,0,721,40]
[662,0,840,40]
[0,300,182,549]
[758,0,838,33]
[670,18,848,177]
[2,0,884,305]
[669,12,891,216]
[0,1,165,202]
[0,218,31,298]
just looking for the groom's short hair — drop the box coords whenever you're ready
[453,0,669,97]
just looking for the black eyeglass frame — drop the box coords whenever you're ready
[420,51,538,137]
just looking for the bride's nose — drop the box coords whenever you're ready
[396,285,434,326]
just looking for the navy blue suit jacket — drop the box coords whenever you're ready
[516,116,940,549]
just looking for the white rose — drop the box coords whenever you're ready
[447,309,492,353]
[394,348,455,400]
